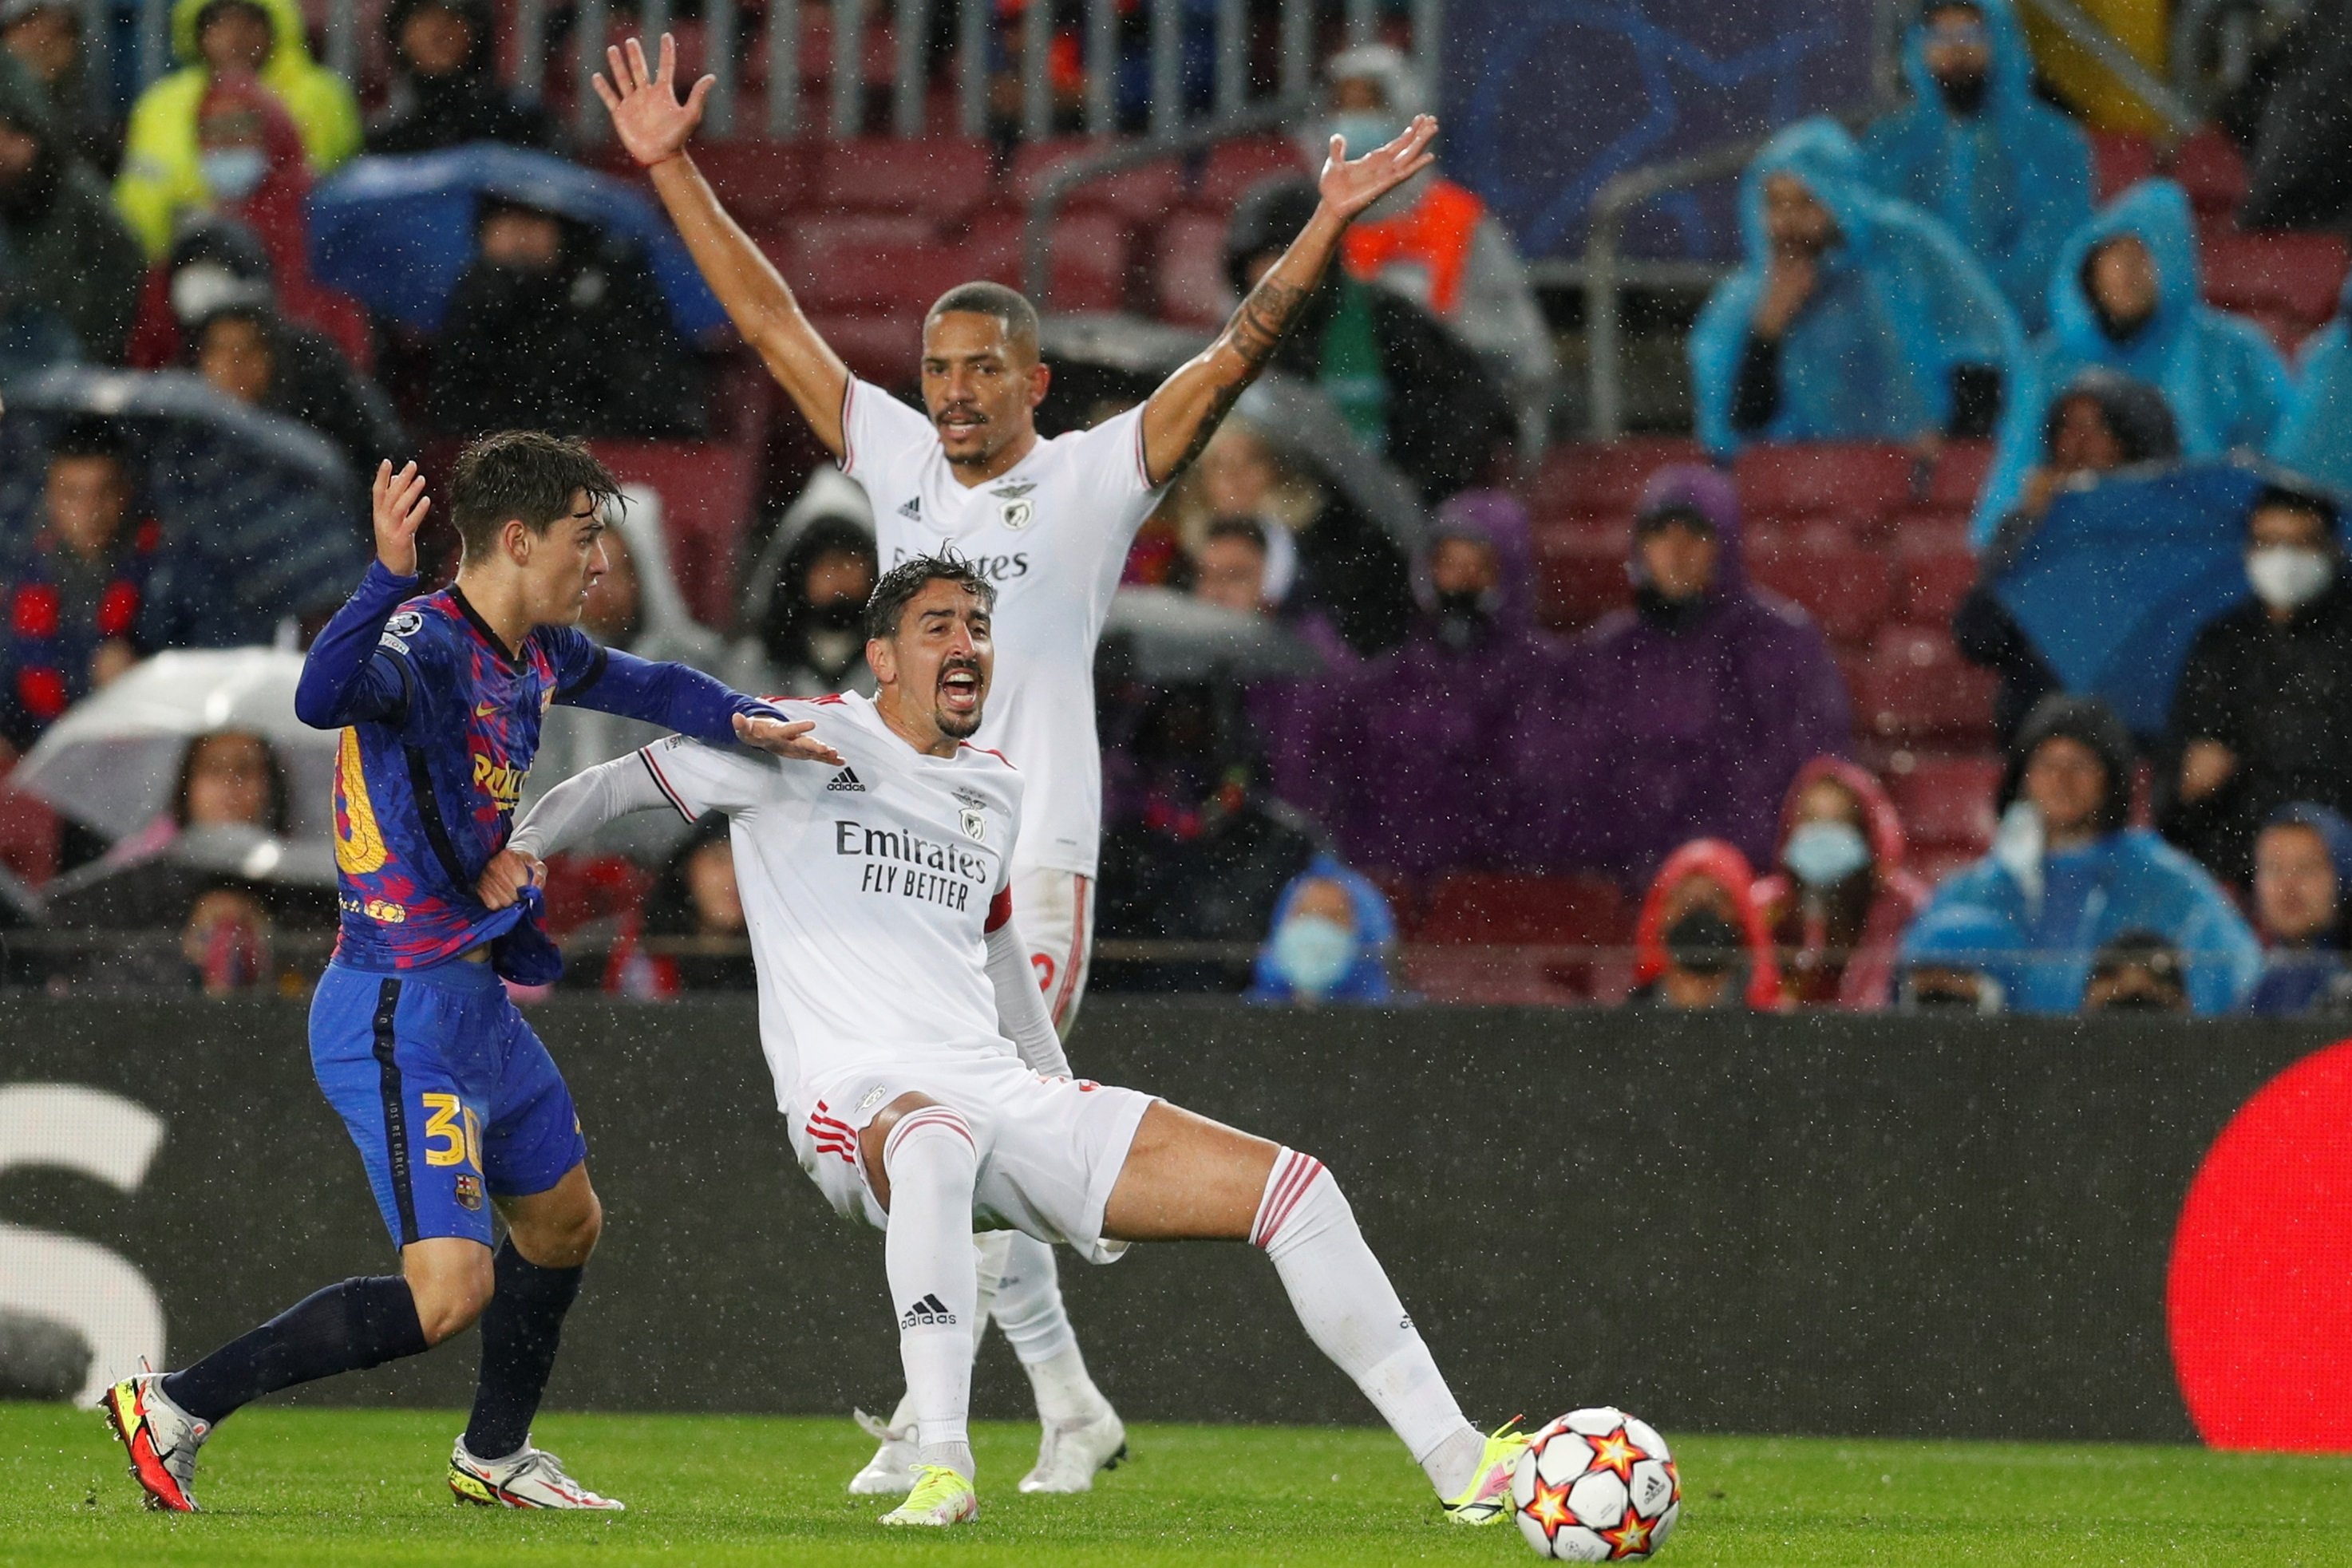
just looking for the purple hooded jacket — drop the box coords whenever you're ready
[1287,490,1567,875]
[1525,465,1852,884]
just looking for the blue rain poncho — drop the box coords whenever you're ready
[1690,118,2024,459]
[1976,180,2295,543]
[2274,277,2352,497]
[1861,0,2093,334]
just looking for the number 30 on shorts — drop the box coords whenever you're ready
[421,1092,483,1171]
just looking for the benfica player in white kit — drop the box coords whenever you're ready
[498,555,1531,1527]
[596,33,1453,1495]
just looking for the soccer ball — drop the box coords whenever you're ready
[1511,1407,1679,1561]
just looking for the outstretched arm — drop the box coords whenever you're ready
[294,460,429,729]
[597,34,850,456]
[483,752,677,910]
[1138,116,1437,487]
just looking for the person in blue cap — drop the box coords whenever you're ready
[2245,803,2352,1016]
[1690,116,2022,460]
[1898,901,2022,1011]
[1862,0,2093,335]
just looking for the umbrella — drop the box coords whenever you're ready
[0,367,365,630]
[309,146,726,338]
[1993,458,2263,737]
[1103,588,1318,682]
[12,649,337,843]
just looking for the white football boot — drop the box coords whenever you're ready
[879,1463,978,1526]
[848,1408,921,1495]
[100,1367,208,1512]
[449,1437,625,1509]
[1018,1404,1128,1493]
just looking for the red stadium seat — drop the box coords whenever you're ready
[539,853,654,938]
[1009,140,1184,225]
[690,140,813,232]
[1153,207,1233,328]
[1196,135,1310,207]
[0,776,57,887]
[1533,519,1631,630]
[966,207,1133,313]
[1733,443,1915,527]
[797,9,898,88]
[589,440,758,627]
[2172,128,2248,216]
[1402,950,1591,1005]
[1856,626,1997,743]
[1924,440,1992,516]
[2089,130,2155,202]
[1534,439,1706,517]
[2200,232,2350,330]
[1745,525,1895,644]
[1895,526,1981,627]
[808,311,922,388]
[764,210,938,254]
[812,139,995,225]
[1419,871,1627,949]
[1888,752,2004,854]
[788,239,973,316]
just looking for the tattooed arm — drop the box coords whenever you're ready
[1139,114,1440,488]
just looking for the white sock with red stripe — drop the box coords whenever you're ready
[1254,1147,1481,1497]
[883,1108,981,1481]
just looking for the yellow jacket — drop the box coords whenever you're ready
[114,0,360,255]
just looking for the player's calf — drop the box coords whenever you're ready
[877,1103,984,1500]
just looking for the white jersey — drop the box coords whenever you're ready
[843,379,1166,879]
[636,692,1025,1108]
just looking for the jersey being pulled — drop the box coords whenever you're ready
[845,381,1165,879]
[638,692,1022,1108]
[332,587,607,970]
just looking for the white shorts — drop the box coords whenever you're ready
[788,1053,1152,1265]
[1014,867,1093,1036]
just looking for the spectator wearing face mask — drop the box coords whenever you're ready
[2166,483,2352,885]
[115,0,359,258]
[2243,804,2352,1016]
[1896,902,2019,1012]
[0,52,141,366]
[427,194,709,440]
[1954,368,2180,739]
[1752,756,1929,1009]
[603,816,757,998]
[366,0,561,157]
[1247,855,1399,1007]
[2275,274,2352,499]
[1626,839,1784,1010]
[1691,117,2021,459]
[728,468,880,701]
[2081,929,2192,1013]
[1861,0,2092,335]
[1530,464,1851,885]
[1903,693,2259,1014]
[1976,180,2292,533]
[126,210,370,373]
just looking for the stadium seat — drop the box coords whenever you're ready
[1733,443,1915,527]
[1895,524,1980,627]
[764,211,938,255]
[1856,626,1997,743]
[0,776,57,887]
[1402,950,1591,1005]
[2089,129,2155,202]
[1924,440,1992,516]
[2200,231,2350,330]
[588,440,758,627]
[540,853,655,938]
[808,310,921,388]
[690,140,813,232]
[2172,128,2248,217]
[1010,140,1184,226]
[788,239,974,316]
[1196,135,1310,207]
[1888,752,2004,854]
[1153,207,1233,328]
[966,207,1133,313]
[1532,519,1631,630]
[1745,525,1896,644]
[812,139,995,226]
[1418,871,1627,949]
[1534,438,1706,518]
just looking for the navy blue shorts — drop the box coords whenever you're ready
[310,958,587,1250]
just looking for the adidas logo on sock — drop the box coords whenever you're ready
[897,496,922,520]
[900,1293,957,1329]
[826,767,865,792]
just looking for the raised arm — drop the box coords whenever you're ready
[294,460,428,729]
[597,34,850,456]
[1139,116,1438,487]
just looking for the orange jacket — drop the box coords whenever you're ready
[1342,179,1484,318]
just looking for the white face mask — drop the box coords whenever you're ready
[1270,914,1355,997]
[200,147,269,202]
[2247,545,2335,610]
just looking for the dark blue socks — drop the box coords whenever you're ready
[462,1241,584,1461]
[162,1275,428,1426]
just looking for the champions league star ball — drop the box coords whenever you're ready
[1511,1408,1680,1560]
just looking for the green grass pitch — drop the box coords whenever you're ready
[6,1402,2352,1566]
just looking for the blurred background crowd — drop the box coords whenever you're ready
[7,0,2352,1021]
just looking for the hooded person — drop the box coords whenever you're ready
[2,0,119,171]
[2244,802,2352,1016]
[115,0,361,257]
[1752,756,1931,1009]
[1246,853,1401,1006]
[725,467,880,701]
[2274,273,2352,496]
[0,51,143,364]
[1223,175,1515,504]
[1861,0,2093,334]
[1975,180,2295,534]
[1290,490,1563,878]
[1905,693,2260,1014]
[366,0,561,157]
[125,211,370,375]
[1690,116,2023,458]
[2166,480,2352,884]
[1526,464,1852,885]
[1627,838,1784,1010]
[183,295,405,492]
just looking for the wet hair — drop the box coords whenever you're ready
[864,551,997,642]
[446,431,622,562]
[49,413,133,468]
[173,729,289,834]
[2248,480,2340,539]
[924,282,1040,361]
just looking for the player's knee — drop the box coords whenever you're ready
[1251,1148,1347,1252]
[528,1191,602,1267]
[408,1257,495,1344]
[881,1107,978,1206]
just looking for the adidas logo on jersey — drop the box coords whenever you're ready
[826,767,866,792]
[900,1293,957,1329]
[896,496,922,519]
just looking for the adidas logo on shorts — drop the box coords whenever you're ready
[827,767,866,792]
[900,1293,957,1330]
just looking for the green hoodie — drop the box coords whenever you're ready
[0,53,144,361]
[114,0,360,255]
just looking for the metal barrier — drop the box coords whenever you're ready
[103,0,1437,145]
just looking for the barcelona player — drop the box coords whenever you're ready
[101,434,835,1512]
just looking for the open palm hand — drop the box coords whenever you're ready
[1318,113,1440,222]
[595,33,714,168]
